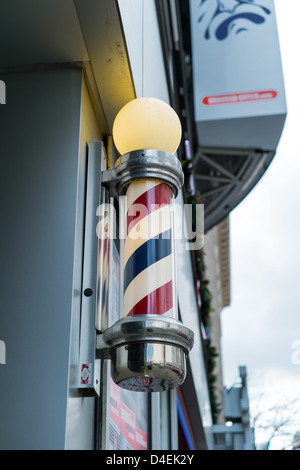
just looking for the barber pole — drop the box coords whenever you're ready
[123,179,176,318]
[96,98,194,391]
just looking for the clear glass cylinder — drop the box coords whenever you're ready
[119,179,177,320]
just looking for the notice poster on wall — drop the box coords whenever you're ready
[109,379,148,450]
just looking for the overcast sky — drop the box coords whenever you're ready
[220,0,300,448]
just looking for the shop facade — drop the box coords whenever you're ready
[0,0,285,450]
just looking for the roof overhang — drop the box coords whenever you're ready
[0,0,136,132]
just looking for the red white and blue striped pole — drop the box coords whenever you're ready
[122,179,176,318]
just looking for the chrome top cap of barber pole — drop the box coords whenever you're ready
[114,149,184,197]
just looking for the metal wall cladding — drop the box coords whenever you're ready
[190,0,287,151]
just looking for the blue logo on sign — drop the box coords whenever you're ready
[197,0,271,40]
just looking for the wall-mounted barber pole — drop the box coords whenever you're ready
[97,98,194,392]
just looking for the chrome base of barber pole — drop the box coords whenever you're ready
[96,315,194,392]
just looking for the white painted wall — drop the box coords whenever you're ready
[118,0,170,102]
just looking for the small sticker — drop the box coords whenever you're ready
[81,363,92,385]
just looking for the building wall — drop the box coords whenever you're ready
[0,67,83,449]
[203,217,231,424]
[117,0,170,102]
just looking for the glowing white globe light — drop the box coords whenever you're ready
[112,97,182,155]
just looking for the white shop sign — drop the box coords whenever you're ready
[190,0,287,150]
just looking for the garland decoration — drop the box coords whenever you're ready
[183,162,221,424]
